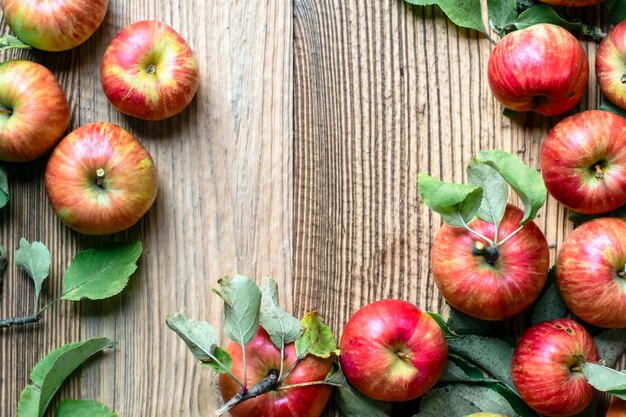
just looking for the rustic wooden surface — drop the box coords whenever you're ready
[0,0,620,416]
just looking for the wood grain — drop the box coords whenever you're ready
[0,1,292,416]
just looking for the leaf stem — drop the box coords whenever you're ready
[39,297,62,314]
[278,342,285,381]
[496,225,525,247]
[277,379,341,391]
[242,343,248,392]
[460,218,494,246]
[0,313,40,328]
[279,356,303,385]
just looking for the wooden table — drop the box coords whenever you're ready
[0,1,619,416]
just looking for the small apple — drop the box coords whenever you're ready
[218,327,333,417]
[606,396,626,417]
[2,0,108,51]
[597,20,626,110]
[556,217,626,328]
[0,60,70,162]
[488,24,588,116]
[541,110,626,214]
[431,204,550,321]
[339,299,448,402]
[100,20,199,121]
[45,122,158,235]
[511,319,599,417]
[538,0,603,5]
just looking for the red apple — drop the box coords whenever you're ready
[597,21,626,110]
[538,0,603,5]
[2,0,108,51]
[100,20,199,121]
[45,122,158,235]
[0,60,70,162]
[541,110,626,214]
[339,299,448,402]
[511,319,599,417]
[487,24,588,116]
[556,217,626,328]
[431,204,550,321]
[218,327,333,417]
[607,397,626,417]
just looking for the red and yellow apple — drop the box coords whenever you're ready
[556,217,626,328]
[100,20,199,121]
[45,122,158,235]
[488,24,588,116]
[541,110,626,214]
[511,319,599,417]
[431,204,550,321]
[597,20,626,110]
[339,299,448,402]
[2,0,108,51]
[219,327,333,417]
[607,397,626,417]
[0,60,70,162]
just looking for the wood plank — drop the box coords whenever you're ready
[0,0,292,416]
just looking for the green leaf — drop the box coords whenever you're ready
[449,353,489,380]
[333,367,392,417]
[415,384,517,417]
[212,275,262,347]
[56,400,117,417]
[0,34,31,51]
[61,241,142,301]
[14,239,51,305]
[259,277,304,350]
[165,313,233,374]
[438,359,481,383]
[295,311,340,359]
[448,335,516,392]
[418,173,483,227]
[487,0,518,31]
[405,0,488,36]
[446,308,503,337]
[0,163,8,210]
[583,363,626,399]
[606,0,626,24]
[17,338,116,417]
[594,328,626,368]
[513,4,580,32]
[467,160,508,227]
[427,312,455,338]
[477,150,546,225]
[531,267,568,325]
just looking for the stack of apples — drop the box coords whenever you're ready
[0,0,199,235]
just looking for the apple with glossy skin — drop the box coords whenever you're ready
[541,110,626,214]
[606,397,626,417]
[511,319,599,417]
[538,0,602,5]
[487,24,588,116]
[339,299,448,402]
[2,0,108,51]
[0,60,70,162]
[218,327,333,417]
[101,20,199,121]
[431,204,549,321]
[45,122,158,235]
[597,21,626,110]
[556,217,626,328]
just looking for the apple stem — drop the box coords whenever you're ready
[471,241,500,264]
[215,371,279,416]
[96,168,106,187]
[0,313,40,328]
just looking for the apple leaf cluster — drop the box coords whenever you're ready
[16,338,117,417]
[583,364,626,400]
[0,34,31,51]
[404,0,490,39]
[0,240,143,328]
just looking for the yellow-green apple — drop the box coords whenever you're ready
[218,327,333,417]
[45,122,158,235]
[339,299,448,402]
[487,24,588,116]
[431,204,550,321]
[100,20,199,121]
[538,0,602,5]
[597,21,626,110]
[556,217,626,328]
[1,0,108,51]
[511,319,599,417]
[541,110,626,214]
[607,397,626,417]
[0,60,70,162]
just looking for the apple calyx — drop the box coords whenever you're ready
[617,266,626,278]
[471,241,500,264]
[591,161,607,180]
[146,64,157,75]
[621,74,626,84]
[0,106,12,116]
[95,168,106,187]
